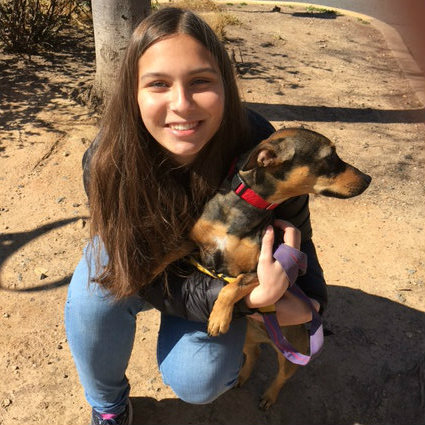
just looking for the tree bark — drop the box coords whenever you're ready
[91,0,151,102]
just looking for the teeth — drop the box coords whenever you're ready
[169,122,198,131]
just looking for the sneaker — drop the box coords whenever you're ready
[91,400,133,425]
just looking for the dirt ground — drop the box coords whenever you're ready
[1,3,424,425]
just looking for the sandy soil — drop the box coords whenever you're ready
[1,3,424,425]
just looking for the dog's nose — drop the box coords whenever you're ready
[363,174,372,185]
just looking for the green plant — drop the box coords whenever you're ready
[305,5,337,16]
[306,6,325,13]
[0,0,80,53]
[357,17,370,25]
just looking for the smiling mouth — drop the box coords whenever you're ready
[168,121,200,131]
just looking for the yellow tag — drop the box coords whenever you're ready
[258,304,276,313]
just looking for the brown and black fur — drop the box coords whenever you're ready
[151,127,371,408]
[190,127,370,409]
[189,127,371,336]
[237,320,309,410]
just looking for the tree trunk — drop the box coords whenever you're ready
[91,0,151,102]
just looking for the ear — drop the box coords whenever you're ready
[257,149,278,167]
[242,144,279,170]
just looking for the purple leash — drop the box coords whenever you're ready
[261,244,324,366]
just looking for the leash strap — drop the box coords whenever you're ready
[262,285,324,366]
[273,243,307,286]
[188,248,324,365]
[262,245,324,365]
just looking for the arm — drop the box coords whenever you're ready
[143,220,303,321]
[142,265,254,323]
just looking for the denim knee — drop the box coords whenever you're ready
[164,364,236,404]
[157,315,247,404]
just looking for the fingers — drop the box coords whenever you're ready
[273,219,301,250]
[283,227,301,249]
[259,225,274,263]
[273,219,294,231]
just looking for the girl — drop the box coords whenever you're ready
[65,7,327,425]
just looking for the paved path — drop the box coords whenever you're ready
[281,0,425,75]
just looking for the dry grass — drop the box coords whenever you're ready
[171,0,221,12]
[168,0,240,39]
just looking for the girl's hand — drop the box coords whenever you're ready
[274,219,301,250]
[244,221,301,308]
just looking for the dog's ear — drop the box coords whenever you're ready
[242,141,295,170]
[257,148,278,167]
[242,143,277,170]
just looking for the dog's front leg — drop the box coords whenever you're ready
[208,273,259,336]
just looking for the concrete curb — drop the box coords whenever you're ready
[280,2,425,105]
[370,17,425,106]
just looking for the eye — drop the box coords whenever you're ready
[147,80,169,89]
[322,150,345,175]
[193,77,209,84]
[191,78,212,88]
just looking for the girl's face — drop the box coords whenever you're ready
[137,34,225,165]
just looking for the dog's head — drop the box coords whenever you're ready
[240,128,371,202]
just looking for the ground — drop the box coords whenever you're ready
[0,3,424,425]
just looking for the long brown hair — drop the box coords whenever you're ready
[89,7,249,298]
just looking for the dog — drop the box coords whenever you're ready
[189,127,371,336]
[187,127,371,408]
[151,127,371,408]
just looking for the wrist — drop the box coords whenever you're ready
[244,279,289,308]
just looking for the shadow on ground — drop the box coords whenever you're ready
[131,286,425,425]
[0,217,87,292]
[246,102,425,124]
[0,27,95,152]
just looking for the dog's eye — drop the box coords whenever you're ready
[326,151,336,162]
[316,150,345,177]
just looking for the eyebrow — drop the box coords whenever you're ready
[140,67,218,80]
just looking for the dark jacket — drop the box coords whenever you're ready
[82,109,325,321]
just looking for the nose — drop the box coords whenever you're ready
[363,174,372,185]
[169,84,192,112]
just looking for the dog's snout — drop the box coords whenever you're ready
[363,174,372,185]
[356,171,372,193]
[318,166,371,199]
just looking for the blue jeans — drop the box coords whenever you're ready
[64,243,247,414]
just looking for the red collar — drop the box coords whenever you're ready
[232,173,279,210]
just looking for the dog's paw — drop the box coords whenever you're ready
[259,390,278,410]
[207,316,231,336]
[208,305,232,336]
[259,396,275,411]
